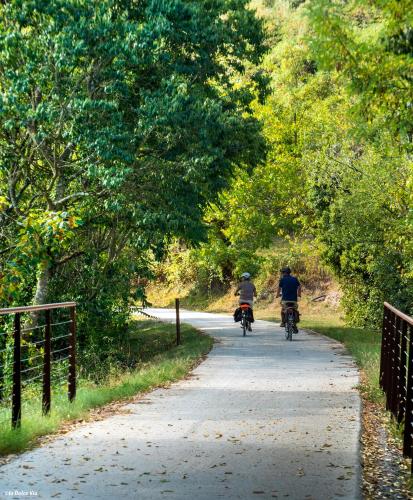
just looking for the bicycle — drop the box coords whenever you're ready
[284,302,297,341]
[240,303,252,336]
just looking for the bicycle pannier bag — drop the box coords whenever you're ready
[233,307,242,322]
[294,309,300,323]
[247,308,255,323]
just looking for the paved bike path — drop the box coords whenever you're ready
[0,310,361,499]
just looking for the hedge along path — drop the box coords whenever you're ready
[0,310,361,499]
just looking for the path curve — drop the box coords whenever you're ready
[0,310,361,499]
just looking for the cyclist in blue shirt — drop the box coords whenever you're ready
[276,267,301,328]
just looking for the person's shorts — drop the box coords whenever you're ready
[239,300,254,309]
[281,300,298,310]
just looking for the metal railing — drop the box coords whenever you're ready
[0,302,77,428]
[380,301,413,470]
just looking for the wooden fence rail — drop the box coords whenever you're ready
[0,302,77,428]
[380,302,413,471]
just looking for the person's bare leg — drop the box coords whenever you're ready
[280,308,285,327]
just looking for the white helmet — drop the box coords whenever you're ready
[241,272,251,280]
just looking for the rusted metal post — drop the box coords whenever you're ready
[42,309,51,415]
[389,315,401,415]
[175,298,181,346]
[380,305,388,389]
[385,311,395,410]
[12,313,21,428]
[68,306,76,402]
[384,309,392,399]
[398,321,408,423]
[403,325,413,460]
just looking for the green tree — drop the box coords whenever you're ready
[0,0,268,346]
[186,1,343,280]
[306,0,413,323]
[176,0,413,328]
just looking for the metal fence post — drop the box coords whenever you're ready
[175,298,181,346]
[42,309,51,415]
[398,321,408,423]
[404,325,413,460]
[385,311,395,410]
[12,312,21,428]
[380,304,387,389]
[68,306,76,402]
[389,315,401,415]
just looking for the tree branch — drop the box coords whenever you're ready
[0,245,16,256]
[56,251,85,266]
[326,155,363,176]
[54,192,89,207]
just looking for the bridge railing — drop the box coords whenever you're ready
[0,302,77,428]
[380,302,413,467]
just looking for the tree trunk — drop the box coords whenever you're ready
[27,265,51,328]
[33,265,50,306]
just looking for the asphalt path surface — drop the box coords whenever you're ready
[0,309,361,499]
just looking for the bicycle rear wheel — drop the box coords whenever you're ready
[285,312,294,341]
[285,323,293,341]
[242,313,247,336]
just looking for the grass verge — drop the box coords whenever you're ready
[0,319,212,456]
